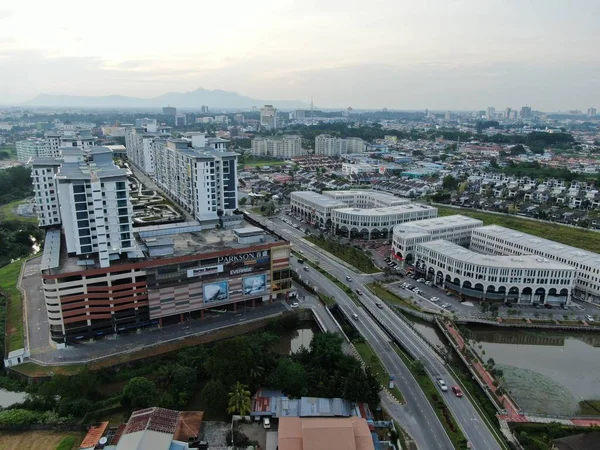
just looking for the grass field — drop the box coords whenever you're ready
[305,236,379,274]
[354,341,404,404]
[0,430,84,450]
[0,259,26,352]
[0,199,37,224]
[239,158,289,168]
[436,205,600,253]
[366,282,421,311]
[0,145,16,160]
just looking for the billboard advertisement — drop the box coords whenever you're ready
[203,280,229,304]
[243,274,267,296]
[187,265,224,278]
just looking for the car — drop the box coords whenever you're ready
[417,278,425,283]
[425,281,433,286]
[356,289,363,296]
[376,302,383,309]
[586,315,595,322]
[346,276,353,282]
[437,379,448,392]
[290,302,299,309]
[561,304,569,310]
[452,385,463,397]
[303,266,309,272]
[263,418,271,429]
[413,289,421,294]
[352,313,359,321]
[441,303,451,309]
[297,259,304,264]
[430,297,440,302]
[544,304,553,309]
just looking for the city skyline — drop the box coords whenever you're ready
[0,0,599,110]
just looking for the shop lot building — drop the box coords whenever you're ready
[415,240,576,305]
[40,220,291,344]
[290,190,437,239]
[391,215,483,264]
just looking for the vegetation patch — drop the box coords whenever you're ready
[354,341,404,404]
[0,199,38,224]
[0,431,85,450]
[0,259,28,353]
[366,282,421,311]
[436,206,600,253]
[577,399,600,416]
[510,422,593,450]
[304,236,379,273]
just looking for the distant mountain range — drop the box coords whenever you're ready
[24,87,310,110]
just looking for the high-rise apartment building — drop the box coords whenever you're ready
[175,113,187,127]
[135,118,158,128]
[152,134,238,225]
[504,108,512,119]
[31,147,134,268]
[201,105,209,113]
[260,105,277,129]
[486,107,496,120]
[125,127,159,175]
[251,136,304,159]
[444,111,451,121]
[520,106,532,119]
[315,134,365,156]
[588,108,597,117]
[16,138,49,162]
[163,106,177,116]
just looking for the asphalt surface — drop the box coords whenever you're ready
[259,213,504,450]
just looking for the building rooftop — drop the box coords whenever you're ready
[278,417,374,450]
[291,191,347,208]
[45,219,287,274]
[393,214,483,238]
[418,239,577,270]
[334,203,436,217]
[474,225,600,270]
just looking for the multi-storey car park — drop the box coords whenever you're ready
[391,215,484,265]
[40,220,292,344]
[290,190,437,239]
[415,240,576,305]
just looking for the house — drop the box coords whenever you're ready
[278,417,375,450]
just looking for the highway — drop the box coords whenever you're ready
[259,214,504,450]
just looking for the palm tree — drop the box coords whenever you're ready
[227,382,252,415]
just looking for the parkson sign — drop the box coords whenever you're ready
[217,250,270,265]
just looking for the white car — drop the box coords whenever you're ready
[441,303,451,309]
[417,278,425,283]
[290,302,299,309]
[263,418,271,429]
[586,315,595,322]
[430,297,440,302]
[437,379,448,392]
[425,281,433,286]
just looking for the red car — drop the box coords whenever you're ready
[452,385,463,397]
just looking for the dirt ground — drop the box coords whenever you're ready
[0,430,84,450]
[239,421,267,450]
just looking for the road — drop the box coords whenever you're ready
[260,213,504,450]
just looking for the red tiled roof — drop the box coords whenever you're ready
[79,421,109,449]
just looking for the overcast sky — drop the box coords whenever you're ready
[1,0,599,110]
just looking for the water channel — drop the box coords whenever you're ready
[406,314,600,416]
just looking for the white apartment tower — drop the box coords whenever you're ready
[152,135,239,226]
[315,134,365,156]
[31,147,133,268]
[251,135,304,158]
[125,127,158,175]
[260,105,278,129]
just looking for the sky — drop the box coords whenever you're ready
[0,0,599,110]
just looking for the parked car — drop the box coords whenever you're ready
[346,276,353,282]
[290,302,299,309]
[586,315,595,322]
[544,304,553,309]
[430,297,440,302]
[417,278,425,283]
[437,379,448,392]
[561,304,569,310]
[425,281,433,286]
[441,303,451,309]
[452,385,463,397]
[303,266,309,272]
[263,418,271,429]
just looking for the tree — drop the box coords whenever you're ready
[227,382,252,415]
[201,379,229,414]
[205,336,255,387]
[262,201,276,216]
[479,301,490,314]
[122,377,157,409]
[238,197,247,206]
[489,304,499,318]
[442,175,458,191]
[269,358,308,398]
